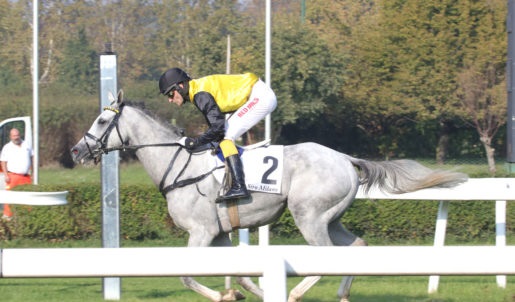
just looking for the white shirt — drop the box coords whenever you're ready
[0,140,33,174]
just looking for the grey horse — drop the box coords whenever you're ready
[70,91,467,302]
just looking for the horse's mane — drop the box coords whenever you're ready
[124,101,183,137]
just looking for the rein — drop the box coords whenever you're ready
[84,104,223,196]
[158,147,222,197]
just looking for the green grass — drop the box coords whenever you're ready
[0,274,514,301]
[1,238,515,301]
[6,163,513,301]
[39,162,154,186]
[38,158,507,187]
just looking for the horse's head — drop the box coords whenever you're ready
[71,90,127,165]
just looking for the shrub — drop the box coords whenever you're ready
[1,184,186,241]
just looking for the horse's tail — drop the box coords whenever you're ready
[347,157,468,194]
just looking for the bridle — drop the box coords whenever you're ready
[82,103,222,196]
[84,103,185,157]
[83,104,128,160]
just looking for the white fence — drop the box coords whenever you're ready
[0,190,67,205]
[1,246,515,301]
[0,178,513,301]
[355,177,513,293]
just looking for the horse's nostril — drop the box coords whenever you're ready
[72,148,78,154]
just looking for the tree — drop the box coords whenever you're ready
[0,0,32,90]
[454,0,507,174]
[456,67,505,174]
[338,0,507,163]
[58,27,98,94]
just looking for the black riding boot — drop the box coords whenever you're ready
[217,154,250,202]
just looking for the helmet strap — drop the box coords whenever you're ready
[178,81,190,101]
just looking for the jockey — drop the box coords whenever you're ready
[159,67,277,201]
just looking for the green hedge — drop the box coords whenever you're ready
[274,199,500,243]
[0,184,510,243]
[1,184,186,241]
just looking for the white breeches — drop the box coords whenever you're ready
[224,80,277,141]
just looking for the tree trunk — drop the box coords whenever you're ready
[479,135,496,175]
[436,122,451,165]
[436,134,449,165]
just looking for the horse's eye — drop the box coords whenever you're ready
[98,118,106,125]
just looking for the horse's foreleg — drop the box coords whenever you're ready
[211,233,247,301]
[337,277,354,302]
[288,276,322,302]
[181,276,246,302]
[181,230,242,302]
[181,277,223,302]
[236,277,263,299]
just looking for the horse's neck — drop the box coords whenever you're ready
[123,108,182,185]
[122,107,210,188]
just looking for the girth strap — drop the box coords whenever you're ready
[159,148,223,196]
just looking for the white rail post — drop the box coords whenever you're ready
[99,46,121,300]
[496,200,507,288]
[428,200,449,293]
[263,253,287,302]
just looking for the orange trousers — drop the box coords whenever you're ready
[3,172,31,217]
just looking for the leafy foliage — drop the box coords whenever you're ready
[0,0,509,168]
[58,27,98,94]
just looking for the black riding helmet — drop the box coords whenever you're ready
[159,68,192,95]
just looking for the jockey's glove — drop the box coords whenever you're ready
[178,137,196,150]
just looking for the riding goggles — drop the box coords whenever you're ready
[164,84,180,97]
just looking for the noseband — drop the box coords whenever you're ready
[84,104,127,160]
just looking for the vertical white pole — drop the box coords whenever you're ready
[258,1,272,288]
[259,0,272,249]
[32,0,39,185]
[100,49,120,300]
[495,200,507,288]
[225,34,237,291]
[226,35,231,74]
[263,254,287,302]
[264,0,272,144]
[428,200,449,293]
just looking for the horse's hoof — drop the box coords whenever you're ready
[222,289,246,301]
[287,295,302,302]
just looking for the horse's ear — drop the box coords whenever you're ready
[108,91,116,105]
[117,90,124,105]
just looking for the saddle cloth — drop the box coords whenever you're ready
[213,144,284,194]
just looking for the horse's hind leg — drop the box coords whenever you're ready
[329,220,368,302]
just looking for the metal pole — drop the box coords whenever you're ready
[226,35,231,74]
[32,0,39,185]
[301,0,306,23]
[259,0,272,248]
[99,46,120,300]
[225,34,235,291]
[507,0,515,171]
